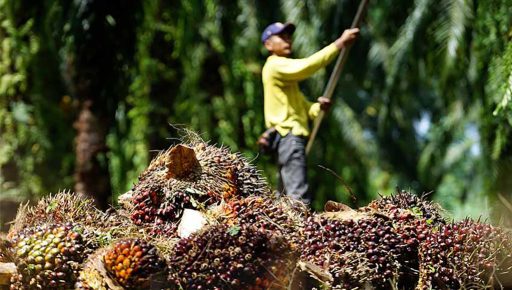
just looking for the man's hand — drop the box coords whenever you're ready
[317,96,332,111]
[334,28,360,49]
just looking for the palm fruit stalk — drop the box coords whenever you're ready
[212,195,308,250]
[128,141,271,236]
[168,223,297,290]
[75,248,119,290]
[417,219,512,289]
[362,190,446,288]
[9,223,94,290]
[102,239,168,289]
[301,212,401,289]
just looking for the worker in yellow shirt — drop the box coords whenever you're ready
[261,22,359,205]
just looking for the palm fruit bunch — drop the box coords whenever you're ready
[362,190,446,288]
[301,213,401,289]
[212,196,308,249]
[129,184,179,236]
[128,142,271,236]
[364,189,445,225]
[7,192,132,244]
[102,239,168,289]
[168,223,297,289]
[8,192,102,236]
[9,223,93,290]
[417,219,512,289]
[75,239,171,290]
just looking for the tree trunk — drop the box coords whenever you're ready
[73,100,111,209]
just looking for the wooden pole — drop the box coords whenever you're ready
[306,0,370,155]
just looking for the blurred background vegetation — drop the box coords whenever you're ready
[0,0,511,222]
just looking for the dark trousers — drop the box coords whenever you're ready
[277,133,311,204]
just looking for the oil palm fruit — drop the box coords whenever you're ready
[301,213,401,289]
[386,213,431,289]
[168,223,297,289]
[417,219,512,289]
[7,192,136,263]
[362,190,446,288]
[364,189,445,225]
[103,239,168,289]
[213,196,308,250]
[10,223,92,290]
[128,142,271,236]
[8,192,115,240]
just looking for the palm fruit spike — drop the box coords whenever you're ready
[103,239,167,289]
[213,196,308,250]
[301,213,401,289]
[8,192,137,252]
[364,189,446,225]
[128,141,271,235]
[417,219,512,290]
[10,223,92,290]
[169,223,297,290]
[8,191,105,239]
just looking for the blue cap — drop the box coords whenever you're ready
[261,22,296,43]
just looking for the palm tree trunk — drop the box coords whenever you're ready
[73,100,111,209]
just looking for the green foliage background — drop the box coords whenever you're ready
[0,0,511,221]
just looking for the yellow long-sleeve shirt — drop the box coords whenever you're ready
[262,43,339,137]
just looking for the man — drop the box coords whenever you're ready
[261,22,359,204]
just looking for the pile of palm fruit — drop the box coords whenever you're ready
[1,137,511,290]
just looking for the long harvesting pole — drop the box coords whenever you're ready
[306,0,370,155]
